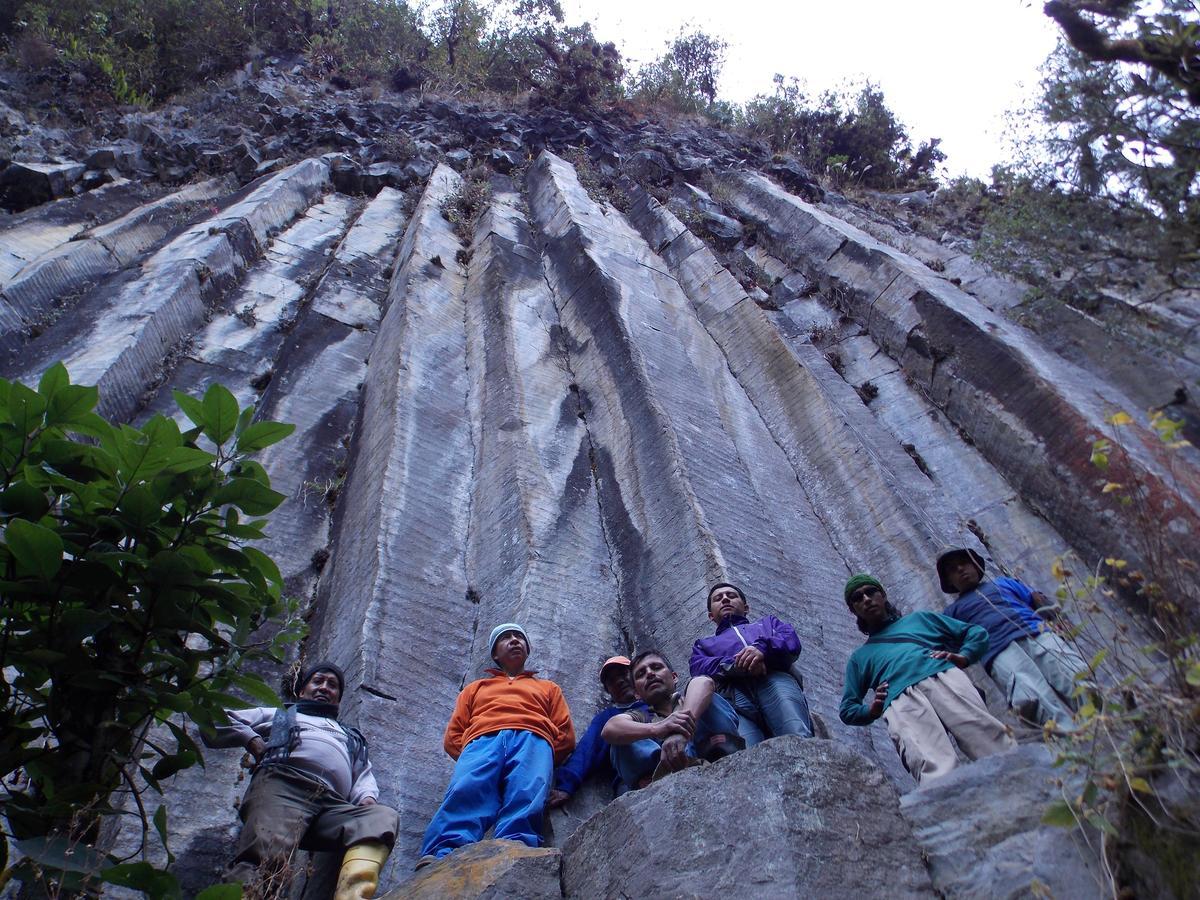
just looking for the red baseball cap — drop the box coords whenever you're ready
[599,656,631,683]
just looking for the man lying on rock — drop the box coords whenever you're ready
[201,660,399,900]
[689,582,814,746]
[839,574,1016,785]
[547,655,649,809]
[602,650,743,788]
[418,623,575,867]
[936,547,1085,730]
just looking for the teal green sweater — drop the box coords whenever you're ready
[839,611,990,726]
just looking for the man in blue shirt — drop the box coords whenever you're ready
[546,656,647,809]
[937,548,1086,729]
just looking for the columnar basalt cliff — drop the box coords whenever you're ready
[1,62,1196,898]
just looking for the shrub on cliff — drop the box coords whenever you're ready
[628,28,728,117]
[741,76,944,190]
[958,1,1199,313]
[0,365,302,896]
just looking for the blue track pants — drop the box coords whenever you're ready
[420,729,553,859]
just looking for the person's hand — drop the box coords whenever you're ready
[868,682,889,719]
[547,789,571,809]
[358,797,377,807]
[660,734,689,772]
[654,709,695,741]
[732,646,766,676]
[244,737,267,768]
[929,650,969,668]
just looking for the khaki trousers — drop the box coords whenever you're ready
[990,630,1087,729]
[229,766,399,888]
[882,667,1016,786]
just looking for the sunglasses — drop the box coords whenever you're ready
[849,586,882,605]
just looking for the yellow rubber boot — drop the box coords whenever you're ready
[334,842,390,900]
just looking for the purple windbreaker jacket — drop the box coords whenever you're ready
[689,614,802,680]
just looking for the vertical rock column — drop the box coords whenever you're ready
[624,186,959,606]
[311,165,474,862]
[113,187,411,894]
[527,151,870,749]
[720,170,1200,598]
[461,185,621,713]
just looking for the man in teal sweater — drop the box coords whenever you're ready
[839,573,1015,785]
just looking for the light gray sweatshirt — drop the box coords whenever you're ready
[204,706,380,804]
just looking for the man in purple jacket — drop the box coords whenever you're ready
[689,583,814,746]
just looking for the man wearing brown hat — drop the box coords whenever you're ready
[202,660,399,899]
[937,548,1086,729]
[546,656,649,809]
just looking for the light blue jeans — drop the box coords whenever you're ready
[420,729,552,859]
[728,670,814,746]
[610,694,740,786]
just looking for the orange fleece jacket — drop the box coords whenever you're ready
[443,670,575,764]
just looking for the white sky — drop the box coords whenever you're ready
[560,0,1062,178]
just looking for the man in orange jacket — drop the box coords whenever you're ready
[418,623,575,865]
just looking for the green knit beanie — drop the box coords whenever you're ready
[844,573,884,606]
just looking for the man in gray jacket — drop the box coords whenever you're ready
[203,661,399,900]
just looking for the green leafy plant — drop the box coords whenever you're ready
[1040,409,1199,897]
[0,363,303,897]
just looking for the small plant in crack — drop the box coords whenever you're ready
[235,303,259,327]
[441,175,492,242]
[855,380,879,405]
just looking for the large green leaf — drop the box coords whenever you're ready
[101,862,181,899]
[202,384,239,446]
[235,420,296,453]
[8,382,46,435]
[37,362,69,399]
[46,384,99,427]
[213,478,286,516]
[119,484,164,532]
[4,517,63,580]
[172,390,207,430]
[0,482,50,520]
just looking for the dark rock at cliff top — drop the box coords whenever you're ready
[0,160,85,210]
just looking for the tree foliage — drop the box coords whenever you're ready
[741,75,944,189]
[629,27,728,114]
[1044,0,1200,105]
[0,365,302,896]
[961,1,1199,309]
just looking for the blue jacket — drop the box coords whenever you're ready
[943,577,1043,671]
[553,700,648,796]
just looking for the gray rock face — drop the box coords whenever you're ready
[562,737,934,899]
[900,744,1104,900]
[1,88,1192,897]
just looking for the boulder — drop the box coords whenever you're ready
[764,157,824,202]
[899,744,1104,900]
[622,148,673,185]
[383,841,561,900]
[0,160,86,211]
[561,738,934,899]
[489,149,523,173]
[445,148,472,170]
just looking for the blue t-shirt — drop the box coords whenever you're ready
[942,577,1043,670]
